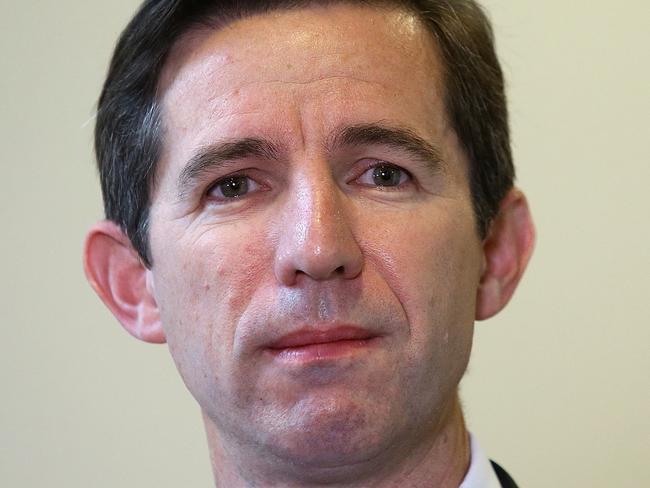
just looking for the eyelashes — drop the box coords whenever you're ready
[207,174,262,201]
[355,162,411,189]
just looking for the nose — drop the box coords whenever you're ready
[273,175,363,286]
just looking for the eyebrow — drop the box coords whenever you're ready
[177,138,280,199]
[329,122,444,170]
[176,123,443,199]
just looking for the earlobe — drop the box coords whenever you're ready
[475,189,536,321]
[83,221,166,344]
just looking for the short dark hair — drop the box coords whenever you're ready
[95,0,513,267]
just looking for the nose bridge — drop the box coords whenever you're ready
[274,164,363,285]
[299,171,341,247]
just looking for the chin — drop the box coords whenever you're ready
[259,394,398,470]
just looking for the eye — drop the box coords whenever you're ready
[357,163,410,188]
[207,175,260,202]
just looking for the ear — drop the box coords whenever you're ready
[83,220,165,343]
[476,188,536,321]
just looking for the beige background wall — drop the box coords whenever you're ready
[1,1,648,486]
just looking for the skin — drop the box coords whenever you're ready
[84,4,535,487]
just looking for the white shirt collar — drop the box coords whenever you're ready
[458,434,502,488]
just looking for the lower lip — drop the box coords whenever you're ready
[268,338,377,363]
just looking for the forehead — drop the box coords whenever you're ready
[159,4,442,90]
[155,3,454,176]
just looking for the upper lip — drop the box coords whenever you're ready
[267,325,377,349]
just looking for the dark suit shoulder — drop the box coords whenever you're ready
[490,460,519,488]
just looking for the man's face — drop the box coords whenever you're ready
[148,4,484,466]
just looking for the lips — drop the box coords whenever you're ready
[267,326,376,349]
[266,325,379,363]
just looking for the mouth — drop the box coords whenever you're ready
[266,325,380,364]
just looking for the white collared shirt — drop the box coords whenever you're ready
[458,435,502,488]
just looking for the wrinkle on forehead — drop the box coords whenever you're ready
[160,72,395,143]
[236,75,383,89]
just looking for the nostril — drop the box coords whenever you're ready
[335,265,345,275]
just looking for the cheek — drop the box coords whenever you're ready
[150,222,274,396]
[370,205,479,293]
[352,202,481,422]
[361,202,481,349]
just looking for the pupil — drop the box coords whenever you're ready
[220,176,248,198]
[372,165,400,186]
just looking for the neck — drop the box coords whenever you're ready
[203,393,470,488]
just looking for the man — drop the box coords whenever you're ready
[84,0,535,486]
